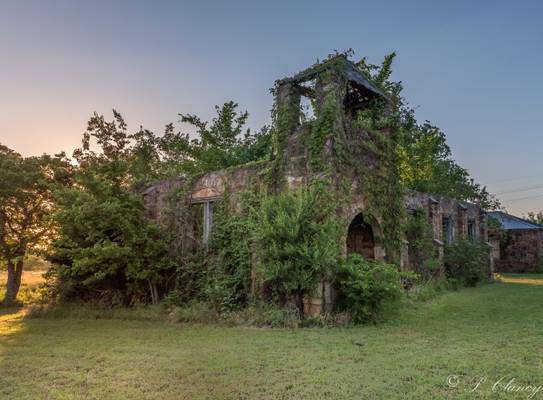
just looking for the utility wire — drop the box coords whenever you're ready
[503,192,543,203]
[486,174,543,185]
[496,183,543,195]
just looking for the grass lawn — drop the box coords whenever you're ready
[1,278,543,399]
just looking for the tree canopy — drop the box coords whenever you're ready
[355,51,499,209]
[0,145,70,305]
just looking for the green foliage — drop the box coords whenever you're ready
[334,254,403,323]
[205,197,255,313]
[398,121,499,209]
[0,143,71,304]
[49,102,272,306]
[50,177,174,304]
[405,209,438,278]
[356,52,498,209]
[309,92,337,169]
[254,182,342,312]
[49,113,176,305]
[444,238,490,287]
[525,211,543,225]
[165,101,271,176]
[354,102,405,262]
[268,85,300,188]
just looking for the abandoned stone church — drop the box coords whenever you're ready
[144,55,490,314]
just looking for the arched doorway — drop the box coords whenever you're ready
[346,213,375,260]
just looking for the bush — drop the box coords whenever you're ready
[405,209,438,279]
[204,198,254,313]
[334,254,403,323]
[49,179,176,305]
[444,239,490,287]
[255,182,342,314]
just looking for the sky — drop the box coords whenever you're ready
[1,0,542,215]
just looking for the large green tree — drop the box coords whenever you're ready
[0,144,70,305]
[50,111,174,304]
[397,120,498,208]
[160,101,271,176]
[355,51,499,209]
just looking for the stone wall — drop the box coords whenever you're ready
[491,228,543,273]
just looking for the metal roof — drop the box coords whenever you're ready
[488,211,543,230]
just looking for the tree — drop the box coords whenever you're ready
[159,101,271,176]
[0,144,70,305]
[397,120,499,209]
[525,211,543,225]
[356,52,499,209]
[50,111,174,304]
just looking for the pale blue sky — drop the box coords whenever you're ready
[1,0,542,214]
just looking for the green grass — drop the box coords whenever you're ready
[1,280,543,399]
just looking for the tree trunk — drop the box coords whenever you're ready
[148,281,159,305]
[2,259,24,306]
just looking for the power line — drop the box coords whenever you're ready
[503,192,543,203]
[486,174,543,185]
[496,183,543,195]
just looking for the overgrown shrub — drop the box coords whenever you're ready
[254,182,342,314]
[49,178,176,305]
[444,239,490,287]
[204,195,255,313]
[405,209,438,279]
[334,254,403,323]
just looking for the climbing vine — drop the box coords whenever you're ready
[404,208,439,278]
[351,100,406,262]
[268,82,300,190]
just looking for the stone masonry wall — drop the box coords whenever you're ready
[492,229,543,273]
